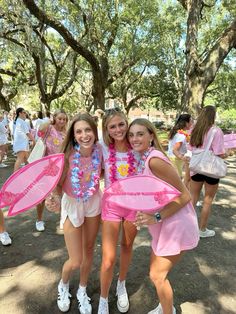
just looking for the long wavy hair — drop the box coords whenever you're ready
[169,114,191,140]
[60,112,98,159]
[128,118,166,155]
[190,106,216,148]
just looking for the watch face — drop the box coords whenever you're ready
[155,212,162,222]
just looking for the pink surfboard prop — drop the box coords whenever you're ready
[104,175,181,212]
[224,133,236,149]
[0,154,64,216]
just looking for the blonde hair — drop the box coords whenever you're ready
[128,118,166,154]
[52,109,68,132]
[190,105,216,147]
[102,108,128,146]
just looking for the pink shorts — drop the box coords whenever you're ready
[102,200,136,222]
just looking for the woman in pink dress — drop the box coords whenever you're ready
[128,118,199,314]
[189,106,226,238]
[35,109,68,231]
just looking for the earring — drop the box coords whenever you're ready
[150,140,153,146]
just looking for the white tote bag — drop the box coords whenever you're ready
[27,137,46,163]
[27,126,51,163]
[189,128,227,179]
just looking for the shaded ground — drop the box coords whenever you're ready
[0,149,236,314]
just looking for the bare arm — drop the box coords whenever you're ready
[173,142,189,161]
[136,157,191,226]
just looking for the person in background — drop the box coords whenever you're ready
[128,118,199,314]
[32,110,44,129]
[13,107,35,172]
[0,209,12,246]
[0,110,9,167]
[43,111,51,122]
[35,109,68,232]
[189,106,227,238]
[167,114,192,187]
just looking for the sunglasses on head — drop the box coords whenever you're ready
[104,107,122,116]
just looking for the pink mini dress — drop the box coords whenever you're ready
[144,150,199,256]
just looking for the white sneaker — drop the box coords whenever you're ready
[116,280,129,313]
[98,297,109,314]
[0,232,12,246]
[148,303,176,314]
[57,284,71,312]
[76,289,92,314]
[0,163,8,168]
[35,221,45,232]
[199,228,215,238]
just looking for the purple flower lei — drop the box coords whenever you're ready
[71,144,100,202]
[108,143,136,184]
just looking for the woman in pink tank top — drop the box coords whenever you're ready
[128,118,199,314]
[46,113,102,313]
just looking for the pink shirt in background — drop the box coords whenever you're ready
[190,126,225,155]
[38,125,66,156]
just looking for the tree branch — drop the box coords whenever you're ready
[23,0,100,71]
[201,18,236,87]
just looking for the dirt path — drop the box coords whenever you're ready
[0,151,236,314]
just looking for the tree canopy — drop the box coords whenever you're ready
[0,0,235,115]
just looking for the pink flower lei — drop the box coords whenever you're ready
[137,147,154,174]
[108,143,136,184]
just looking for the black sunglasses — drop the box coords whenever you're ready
[104,107,122,116]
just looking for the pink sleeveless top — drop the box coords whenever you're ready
[144,150,199,256]
[38,125,65,156]
[63,144,103,199]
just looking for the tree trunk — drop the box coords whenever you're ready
[180,0,236,115]
[0,96,11,111]
[91,69,106,111]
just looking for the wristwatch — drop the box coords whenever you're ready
[154,212,162,223]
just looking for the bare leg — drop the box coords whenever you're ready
[183,162,191,189]
[36,202,44,221]
[61,218,83,284]
[14,151,28,172]
[200,182,218,230]
[190,179,204,207]
[79,215,101,287]
[0,209,6,233]
[150,252,183,314]
[118,220,137,281]
[100,221,120,298]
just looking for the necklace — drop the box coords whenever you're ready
[108,143,136,184]
[178,129,190,142]
[137,147,154,174]
[71,144,100,202]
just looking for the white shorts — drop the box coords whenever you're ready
[60,190,102,228]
